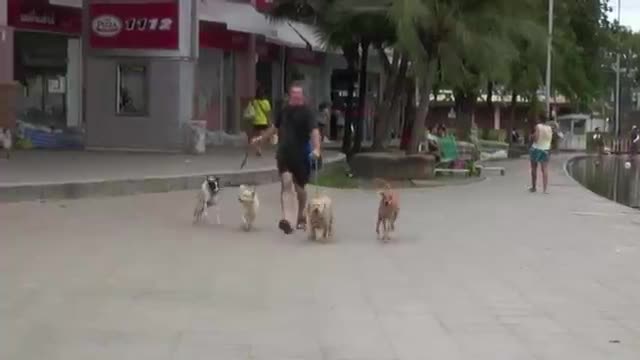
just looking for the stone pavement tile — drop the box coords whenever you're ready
[380,314,463,360]
[454,332,537,360]
[317,316,396,360]
[77,295,193,333]
[517,334,614,360]
[6,326,177,360]
[172,331,251,360]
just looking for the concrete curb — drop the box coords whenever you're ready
[0,154,347,203]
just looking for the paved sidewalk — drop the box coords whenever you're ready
[0,148,324,185]
[0,149,344,202]
[2,155,640,359]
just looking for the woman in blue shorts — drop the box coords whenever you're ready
[529,117,553,193]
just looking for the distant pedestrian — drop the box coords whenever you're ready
[592,127,605,154]
[511,128,521,144]
[630,125,639,158]
[529,116,553,193]
[317,102,330,142]
[245,85,272,157]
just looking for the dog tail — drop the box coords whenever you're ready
[372,178,392,190]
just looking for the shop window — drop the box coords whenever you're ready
[223,51,236,133]
[573,119,586,135]
[116,64,148,116]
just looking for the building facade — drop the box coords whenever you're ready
[1,0,385,151]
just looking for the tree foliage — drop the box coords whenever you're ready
[269,0,623,154]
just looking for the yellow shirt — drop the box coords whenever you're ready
[251,99,271,126]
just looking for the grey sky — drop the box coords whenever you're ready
[610,0,640,31]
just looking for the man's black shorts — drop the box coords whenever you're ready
[277,154,310,187]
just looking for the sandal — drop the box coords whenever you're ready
[296,217,307,230]
[278,219,294,235]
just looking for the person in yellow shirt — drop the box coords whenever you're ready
[249,86,272,156]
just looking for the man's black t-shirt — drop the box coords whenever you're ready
[275,105,317,160]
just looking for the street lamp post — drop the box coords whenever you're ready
[615,0,622,136]
[545,0,554,120]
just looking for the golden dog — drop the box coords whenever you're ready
[306,193,333,242]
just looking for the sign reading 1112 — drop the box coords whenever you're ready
[124,18,173,32]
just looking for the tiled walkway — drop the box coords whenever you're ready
[2,155,640,359]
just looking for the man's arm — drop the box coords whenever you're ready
[251,105,279,145]
[310,127,321,155]
[308,107,321,157]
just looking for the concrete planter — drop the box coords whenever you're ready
[350,152,437,180]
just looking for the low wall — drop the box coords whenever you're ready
[350,152,437,180]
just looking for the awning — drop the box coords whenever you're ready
[268,21,324,51]
[49,0,81,7]
[199,0,277,38]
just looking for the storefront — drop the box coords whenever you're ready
[197,21,247,133]
[84,0,198,151]
[255,38,281,105]
[7,0,83,139]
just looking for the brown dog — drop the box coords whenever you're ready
[375,179,399,241]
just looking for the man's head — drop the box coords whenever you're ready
[288,83,305,106]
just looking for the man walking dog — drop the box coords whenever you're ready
[251,83,321,234]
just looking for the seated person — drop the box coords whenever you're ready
[423,126,442,161]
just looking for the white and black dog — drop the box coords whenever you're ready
[193,176,221,225]
[0,128,12,159]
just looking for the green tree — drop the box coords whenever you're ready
[352,0,542,153]
[269,0,395,155]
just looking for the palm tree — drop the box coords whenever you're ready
[349,0,545,153]
[268,0,358,154]
[269,0,396,155]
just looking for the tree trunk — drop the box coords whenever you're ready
[407,58,438,154]
[383,56,409,146]
[352,41,369,154]
[486,81,494,109]
[341,43,359,155]
[372,54,408,150]
[454,88,477,141]
[508,89,517,144]
[400,77,415,151]
[371,50,398,151]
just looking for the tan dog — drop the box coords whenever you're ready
[375,179,399,241]
[238,185,259,231]
[306,193,333,242]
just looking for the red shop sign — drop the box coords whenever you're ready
[199,22,249,52]
[287,48,324,66]
[252,0,273,13]
[89,0,179,50]
[7,0,82,34]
